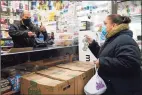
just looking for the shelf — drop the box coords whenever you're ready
[1,15,10,17]
[1,29,9,31]
[2,91,16,95]
[1,46,13,48]
[1,6,10,8]
[1,45,78,56]
[130,14,141,17]
[136,41,142,45]
[1,38,12,40]
[117,0,127,3]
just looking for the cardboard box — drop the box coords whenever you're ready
[57,61,95,76]
[73,61,95,70]
[36,67,85,95]
[43,58,68,66]
[21,73,74,95]
[56,61,95,94]
[57,61,95,71]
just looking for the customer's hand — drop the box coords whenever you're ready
[28,32,35,37]
[94,59,99,68]
[85,35,93,44]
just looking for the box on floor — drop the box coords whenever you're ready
[20,73,74,95]
[56,61,95,93]
[57,61,95,72]
[36,67,86,95]
[57,61,95,80]
[42,58,68,66]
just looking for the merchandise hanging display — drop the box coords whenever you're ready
[0,0,29,48]
[117,1,141,16]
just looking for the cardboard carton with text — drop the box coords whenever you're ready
[36,67,86,95]
[56,61,95,93]
[21,73,74,95]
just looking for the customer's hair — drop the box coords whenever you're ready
[107,14,131,24]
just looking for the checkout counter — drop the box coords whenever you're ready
[1,45,78,95]
[1,45,78,69]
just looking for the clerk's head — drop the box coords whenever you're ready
[104,14,131,33]
[21,10,31,26]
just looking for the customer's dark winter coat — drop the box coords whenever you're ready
[89,29,142,95]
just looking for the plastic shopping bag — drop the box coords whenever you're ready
[84,64,107,95]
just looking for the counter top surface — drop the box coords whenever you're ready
[1,45,78,56]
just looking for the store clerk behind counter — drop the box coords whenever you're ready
[9,10,48,48]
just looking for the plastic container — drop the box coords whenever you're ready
[39,33,44,41]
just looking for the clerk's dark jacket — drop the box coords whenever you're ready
[9,21,40,48]
[89,29,142,95]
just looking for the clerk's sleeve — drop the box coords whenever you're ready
[42,31,49,41]
[29,23,40,35]
[99,44,141,74]
[9,24,28,37]
[88,40,100,58]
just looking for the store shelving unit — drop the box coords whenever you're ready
[1,1,79,90]
[1,44,78,95]
[1,46,13,48]
[1,29,9,31]
[1,38,12,40]
[1,1,30,95]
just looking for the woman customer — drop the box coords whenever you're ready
[86,14,142,95]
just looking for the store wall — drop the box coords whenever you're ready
[77,1,112,62]
[129,21,141,40]
[117,1,141,41]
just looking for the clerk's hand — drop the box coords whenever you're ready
[85,35,93,44]
[40,26,46,32]
[28,32,35,37]
[94,59,99,68]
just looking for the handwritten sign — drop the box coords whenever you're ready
[79,31,97,62]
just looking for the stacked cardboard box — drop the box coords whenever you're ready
[36,67,85,95]
[56,61,95,94]
[21,73,74,95]
[20,61,95,95]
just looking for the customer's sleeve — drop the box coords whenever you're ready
[9,24,29,37]
[99,44,141,74]
[88,40,100,58]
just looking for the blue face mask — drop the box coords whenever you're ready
[100,26,107,40]
[102,26,107,36]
